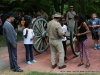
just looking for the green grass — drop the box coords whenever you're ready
[27,71,100,75]
[0,30,22,47]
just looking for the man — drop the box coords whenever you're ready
[66,6,76,30]
[47,13,66,69]
[41,10,48,21]
[3,12,23,72]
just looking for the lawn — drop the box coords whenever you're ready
[27,71,100,75]
[0,30,22,47]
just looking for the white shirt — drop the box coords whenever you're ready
[23,28,34,44]
[61,25,67,41]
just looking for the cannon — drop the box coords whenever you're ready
[32,18,80,56]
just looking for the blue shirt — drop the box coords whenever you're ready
[88,18,100,32]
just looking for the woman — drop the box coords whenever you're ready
[74,13,90,68]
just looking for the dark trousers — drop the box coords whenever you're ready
[6,42,19,70]
[62,41,67,59]
[24,44,34,62]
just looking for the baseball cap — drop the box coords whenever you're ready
[7,12,14,18]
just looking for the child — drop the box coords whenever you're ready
[21,16,25,39]
[60,17,68,63]
[23,20,37,64]
[74,13,90,68]
[88,13,100,50]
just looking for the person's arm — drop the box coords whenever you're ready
[30,30,34,40]
[77,22,90,36]
[24,29,28,38]
[57,23,66,36]
[66,12,69,25]
[45,13,48,20]
[94,19,100,28]
[4,24,17,48]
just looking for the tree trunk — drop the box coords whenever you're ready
[61,0,64,14]
[79,0,85,15]
[53,0,60,12]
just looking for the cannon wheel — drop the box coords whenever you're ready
[32,18,49,53]
[70,21,80,56]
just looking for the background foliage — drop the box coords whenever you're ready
[0,0,100,17]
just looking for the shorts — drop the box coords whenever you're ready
[91,32,99,40]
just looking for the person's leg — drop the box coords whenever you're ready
[96,32,100,49]
[24,44,30,62]
[62,41,67,61]
[79,42,84,64]
[29,44,37,62]
[10,45,21,71]
[56,40,65,67]
[50,44,57,66]
[83,39,89,64]
[29,44,33,61]
[92,32,98,50]
[7,43,14,69]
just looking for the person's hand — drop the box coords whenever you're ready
[75,33,81,36]
[30,37,34,40]
[63,32,66,36]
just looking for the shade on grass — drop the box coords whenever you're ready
[0,30,22,47]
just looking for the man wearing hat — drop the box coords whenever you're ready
[3,12,23,72]
[47,13,66,69]
[66,6,76,29]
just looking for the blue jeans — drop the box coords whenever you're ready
[24,44,34,61]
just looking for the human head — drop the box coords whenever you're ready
[49,15,54,21]
[54,13,62,22]
[60,17,65,25]
[41,10,44,14]
[74,13,86,25]
[22,16,25,20]
[92,13,97,19]
[7,12,15,22]
[70,6,74,11]
[24,20,32,28]
[37,12,41,18]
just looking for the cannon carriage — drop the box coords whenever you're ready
[32,18,80,56]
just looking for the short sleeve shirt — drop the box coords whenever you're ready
[88,18,100,32]
[61,25,67,41]
[23,28,34,44]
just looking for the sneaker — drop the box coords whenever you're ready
[97,45,100,50]
[32,60,37,63]
[94,45,97,50]
[27,61,32,65]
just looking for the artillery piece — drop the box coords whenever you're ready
[32,18,80,56]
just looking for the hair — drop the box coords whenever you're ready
[60,17,65,22]
[92,13,97,17]
[74,13,86,26]
[54,17,60,19]
[92,13,97,15]
[24,20,31,28]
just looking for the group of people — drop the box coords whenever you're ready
[47,6,100,69]
[2,5,100,72]
[2,9,49,72]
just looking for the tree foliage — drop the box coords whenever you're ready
[0,0,100,17]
